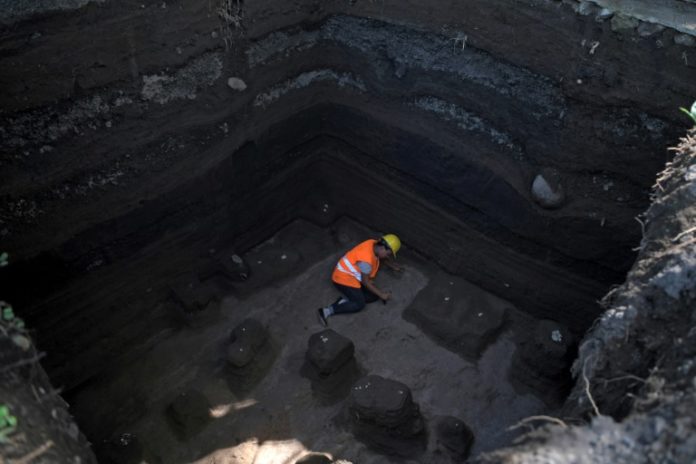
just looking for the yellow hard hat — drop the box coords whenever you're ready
[381,234,401,257]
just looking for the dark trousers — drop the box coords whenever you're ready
[332,282,379,314]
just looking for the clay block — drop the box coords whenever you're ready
[509,318,575,405]
[404,271,508,359]
[231,318,267,351]
[306,329,355,375]
[243,247,302,287]
[349,375,426,456]
[518,319,574,379]
[168,274,219,314]
[226,319,268,368]
[350,375,423,432]
[227,341,256,368]
[224,319,277,396]
[165,390,211,440]
[434,416,474,459]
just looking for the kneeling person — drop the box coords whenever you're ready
[318,234,402,326]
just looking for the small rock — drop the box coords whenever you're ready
[551,329,563,343]
[531,173,565,209]
[68,423,80,440]
[595,8,613,21]
[576,1,597,16]
[227,77,247,91]
[636,22,665,38]
[11,334,31,351]
[674,34,696,47]
[611,14,640,32]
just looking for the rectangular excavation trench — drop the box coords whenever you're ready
[0,2,693,462]
[4,135,621,462]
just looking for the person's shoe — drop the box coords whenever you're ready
[317,307,328,327]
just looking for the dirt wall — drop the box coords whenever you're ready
[477,130,696,463]
[3,0,693,300]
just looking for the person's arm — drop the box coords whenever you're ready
[381,256,404,272]
[362,274,391,301]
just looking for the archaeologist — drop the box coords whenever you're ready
[318,234,403,326]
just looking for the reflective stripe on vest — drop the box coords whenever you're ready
[335,256,362,282]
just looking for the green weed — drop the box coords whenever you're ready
[0,405,17,443]
[1,302,24,331]
[680,101,696,125]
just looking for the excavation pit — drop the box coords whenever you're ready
[1,1,694,462]
[38,217,582,463]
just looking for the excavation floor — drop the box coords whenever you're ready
[68,219,559,463]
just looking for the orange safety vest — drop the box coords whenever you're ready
[332,239,380,288]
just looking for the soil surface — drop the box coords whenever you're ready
[65,218,557,463]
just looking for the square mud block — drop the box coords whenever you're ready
[434,415,475,460]
[199,252,250,283]
[404,271,510,359]
[349,375,426,456]
[509,318,575,399]
[240,246,302,291]
[231,318,268,351]
[168,274,219,313]
[165,389,211,440]
[227,340,256,368]
[306,329,355,375]
[227,318,268,368]
[350,375,420,430]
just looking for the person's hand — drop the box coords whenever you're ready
[381,291,392,302]
[392,263,405,273]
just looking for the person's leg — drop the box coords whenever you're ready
[331,283,366,315]
[361,285,379,303]
[318,283,373,326]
